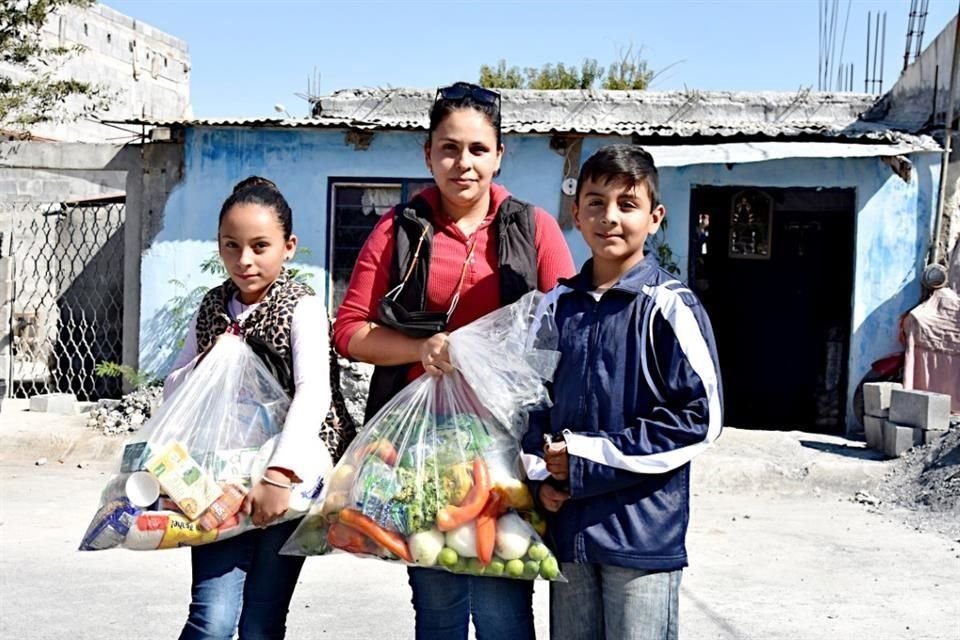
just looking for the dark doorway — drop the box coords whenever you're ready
[689,187,856,433]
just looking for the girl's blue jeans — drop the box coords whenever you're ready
[407,566,535,640]
[178,518,305,640]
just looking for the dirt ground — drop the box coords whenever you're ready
[1,401,957,639]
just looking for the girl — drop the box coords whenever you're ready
[334,82,575,640]
[166,177,335,640]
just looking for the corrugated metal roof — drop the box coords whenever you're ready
[109,89,936,146]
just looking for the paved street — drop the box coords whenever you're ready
[0,407,958,639]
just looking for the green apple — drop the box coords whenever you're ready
[539,556,560,580]
[438,547,458,568]
[522,560,540,579]
[527,543,549,561]
[296,528,325,553]
[485,558,505,577]
[467,558,486,575]
[505,558,525,578]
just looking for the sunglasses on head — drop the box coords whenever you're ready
[435,82,501,108]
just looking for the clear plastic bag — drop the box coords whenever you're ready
[282,292,565,581]
[79,335,329,551]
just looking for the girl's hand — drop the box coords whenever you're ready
[242,469,292,527]
[539,483,570,513]
[419,333,454,377]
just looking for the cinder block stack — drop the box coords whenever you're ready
[862,382,900,452]
[863,383,951,457]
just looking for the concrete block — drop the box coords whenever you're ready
[864,416,885,450]
[883,421,922,457]
[76,401,97,414]
[922,429,948,446]
[863,382,902,418]
[28,393,77,415]
[889,389,951,431]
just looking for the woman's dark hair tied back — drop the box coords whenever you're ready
[219,175,293,239]
[232,175,278,194]
[428,82,502,146]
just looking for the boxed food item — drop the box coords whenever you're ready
[145,442,222,520]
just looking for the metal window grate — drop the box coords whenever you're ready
[328,180,433,310]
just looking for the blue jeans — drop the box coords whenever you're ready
[178,518,305,640]
[550,563,681,640]
[408,567,535,640]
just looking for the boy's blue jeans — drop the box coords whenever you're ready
[550,562,681,640]
[408,567,535,640]
[178,518,305,640]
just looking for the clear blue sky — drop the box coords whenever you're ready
[105,0,958,118]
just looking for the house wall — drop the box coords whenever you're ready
[141,127,939,430]
[651,153,940,431]
[0,3,191,143]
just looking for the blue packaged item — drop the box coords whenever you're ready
[79,499,139,551]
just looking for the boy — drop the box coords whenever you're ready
[522,145,722,640]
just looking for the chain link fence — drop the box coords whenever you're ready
[5,197,126,400]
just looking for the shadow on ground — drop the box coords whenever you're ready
[798,439,887,461]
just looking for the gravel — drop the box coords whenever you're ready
[85,386,163,435]
[877,422,960,539]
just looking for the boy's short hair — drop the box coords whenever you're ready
[575,145,660,208]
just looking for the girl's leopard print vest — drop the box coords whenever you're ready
[194,271,356,462]
[195,271,311,393]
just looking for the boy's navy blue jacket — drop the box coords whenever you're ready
[522,255,722,571]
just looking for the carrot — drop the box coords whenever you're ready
[436,457,491,532]
[327,521,372,555]
[339,508,413,563]
[475,492,501,565]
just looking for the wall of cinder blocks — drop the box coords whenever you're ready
[863,383,952,457]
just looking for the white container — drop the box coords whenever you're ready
[125,471,161,508]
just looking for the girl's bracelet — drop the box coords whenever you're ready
[260,475,293,490]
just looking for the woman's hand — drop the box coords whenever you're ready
[419,333,454,377]
[243,469,292,527]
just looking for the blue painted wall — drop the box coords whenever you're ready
[141,126,939,431]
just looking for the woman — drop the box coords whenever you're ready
[333,82,575,640]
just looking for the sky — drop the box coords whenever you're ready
[104,0,959,119]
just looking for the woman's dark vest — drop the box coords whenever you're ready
[363,195,540,422]
[195,271,356,462]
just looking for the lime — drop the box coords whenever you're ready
[466,558,486,575]
[522,560,540,579]
[452,557,469,573]
[505,559,525,578]
[527,543,549,561]
[438,547,458,568]
[486,558,505,577]
[539,556,560,580]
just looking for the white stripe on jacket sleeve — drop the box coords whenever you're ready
[521,453,551,480]
[564,283,722,475]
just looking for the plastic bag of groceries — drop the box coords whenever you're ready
[79,335,329,551]
[282,292,566,581]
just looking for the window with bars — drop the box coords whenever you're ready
[328,179,434,309]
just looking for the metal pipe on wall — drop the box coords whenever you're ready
[931,15,960,265]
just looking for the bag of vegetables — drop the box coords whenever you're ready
[282,292,565,581]
[79,335,331,552]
